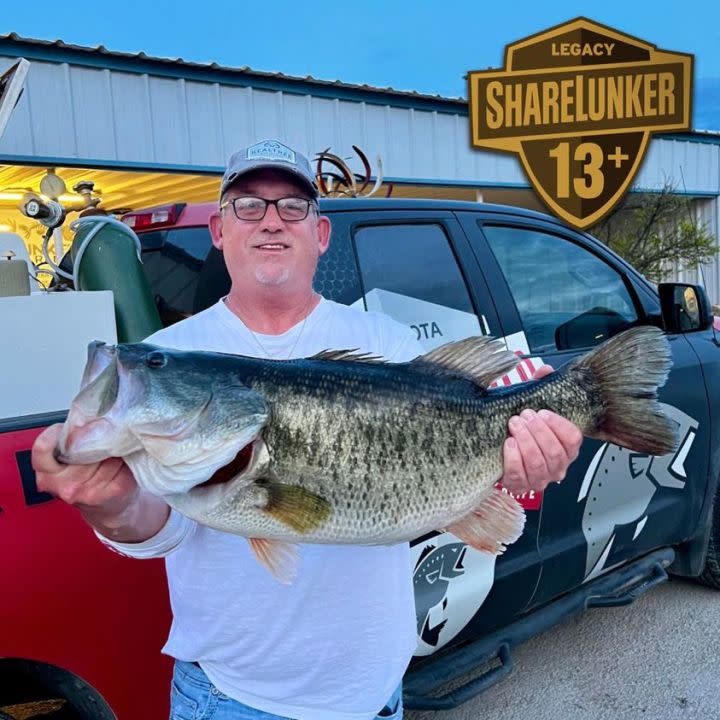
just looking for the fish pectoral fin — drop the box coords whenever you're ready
[446,488,526,555]
[258,480,333,533]
[248,538,298,584]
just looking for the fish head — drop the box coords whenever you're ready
[57,343,269,483]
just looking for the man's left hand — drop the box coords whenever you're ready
[500,364,583,495]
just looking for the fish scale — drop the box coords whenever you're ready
[201,367,599,543]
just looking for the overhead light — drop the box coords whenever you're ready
[0,192,101,204]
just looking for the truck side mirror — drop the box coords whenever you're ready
[658,283,713,333]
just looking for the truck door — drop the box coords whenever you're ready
[335,208,542,655]
[457,212,710,608]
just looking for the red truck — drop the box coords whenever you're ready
[0,203,213,720]
[0,423,172,719]
[0,288,172,718]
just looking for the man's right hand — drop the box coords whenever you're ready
[32,423,170,543]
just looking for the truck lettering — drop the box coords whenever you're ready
[411,322,444,340]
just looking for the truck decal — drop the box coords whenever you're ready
[580,403,699,581]
[411,531,497,657]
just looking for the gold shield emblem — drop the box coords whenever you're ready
[468,18,693,228]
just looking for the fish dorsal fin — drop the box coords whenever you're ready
[411,336,520,388]
[310,348,384,363]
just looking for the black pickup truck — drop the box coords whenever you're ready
[127,197,720,710]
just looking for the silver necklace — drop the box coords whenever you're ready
[225,294,316,360]
[247,312,310,359]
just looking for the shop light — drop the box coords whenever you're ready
[0,192,98,203]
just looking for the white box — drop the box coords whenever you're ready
[0,291,117,419]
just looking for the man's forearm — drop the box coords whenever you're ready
[82,491,171,544]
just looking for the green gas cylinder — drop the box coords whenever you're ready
[70,213,162,342]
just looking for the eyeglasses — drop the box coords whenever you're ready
[220,196,316,222]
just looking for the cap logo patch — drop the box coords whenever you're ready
[246,140,296,164]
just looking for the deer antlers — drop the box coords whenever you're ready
[315,145,393,198]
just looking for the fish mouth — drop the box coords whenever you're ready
[57,344,126,464]
[79,341,116,389]
[57,343,148,464]
[55,416,118,465]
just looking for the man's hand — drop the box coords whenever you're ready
[32,423,169,542]
[500,364,583,495]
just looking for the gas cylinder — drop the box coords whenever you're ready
[70,212,162,342]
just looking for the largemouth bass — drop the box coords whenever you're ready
[57,327,678,582]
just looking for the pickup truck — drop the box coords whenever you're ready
[2,197,718,718]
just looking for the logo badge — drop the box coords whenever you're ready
[246,140,296,164]
[468,18,693,228]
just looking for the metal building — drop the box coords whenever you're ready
[1,33,719,301]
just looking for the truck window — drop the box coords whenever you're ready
[140,227,213,325]
[353,223,482,349]
[483,225,638,353]
[313,222,364,306]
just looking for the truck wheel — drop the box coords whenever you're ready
[0,659,113,720]
[699,496,720,589]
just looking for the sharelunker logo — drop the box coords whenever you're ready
[467,18,693,228]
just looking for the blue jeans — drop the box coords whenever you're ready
[169,660,403,719]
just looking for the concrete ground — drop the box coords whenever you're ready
[407,579,720,720]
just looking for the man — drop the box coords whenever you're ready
[32,140,582,719]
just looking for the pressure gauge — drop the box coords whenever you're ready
[40,171,66,200]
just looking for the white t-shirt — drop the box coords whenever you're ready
[101,297,423,720]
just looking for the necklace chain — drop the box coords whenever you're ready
[248,311,310,359]
[224,294,316,360]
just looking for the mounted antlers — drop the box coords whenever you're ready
[315,145,393,198]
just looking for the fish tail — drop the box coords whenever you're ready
[567,326,678,455]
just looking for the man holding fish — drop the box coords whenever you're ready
[32,140,587,719]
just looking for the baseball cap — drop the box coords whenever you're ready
[219,140,318,199]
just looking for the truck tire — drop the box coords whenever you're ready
[0,660,113,720]
[699,495,720,589]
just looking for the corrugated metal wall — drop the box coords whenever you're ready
[0,58,526,184]
[636,139,720,195]
[671,197,720,304]
[1,56,717,195]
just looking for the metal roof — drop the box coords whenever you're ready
[3,33,720,139]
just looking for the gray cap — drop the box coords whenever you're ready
[219,139,318,199]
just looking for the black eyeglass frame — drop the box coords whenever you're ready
[220,196,318,222]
